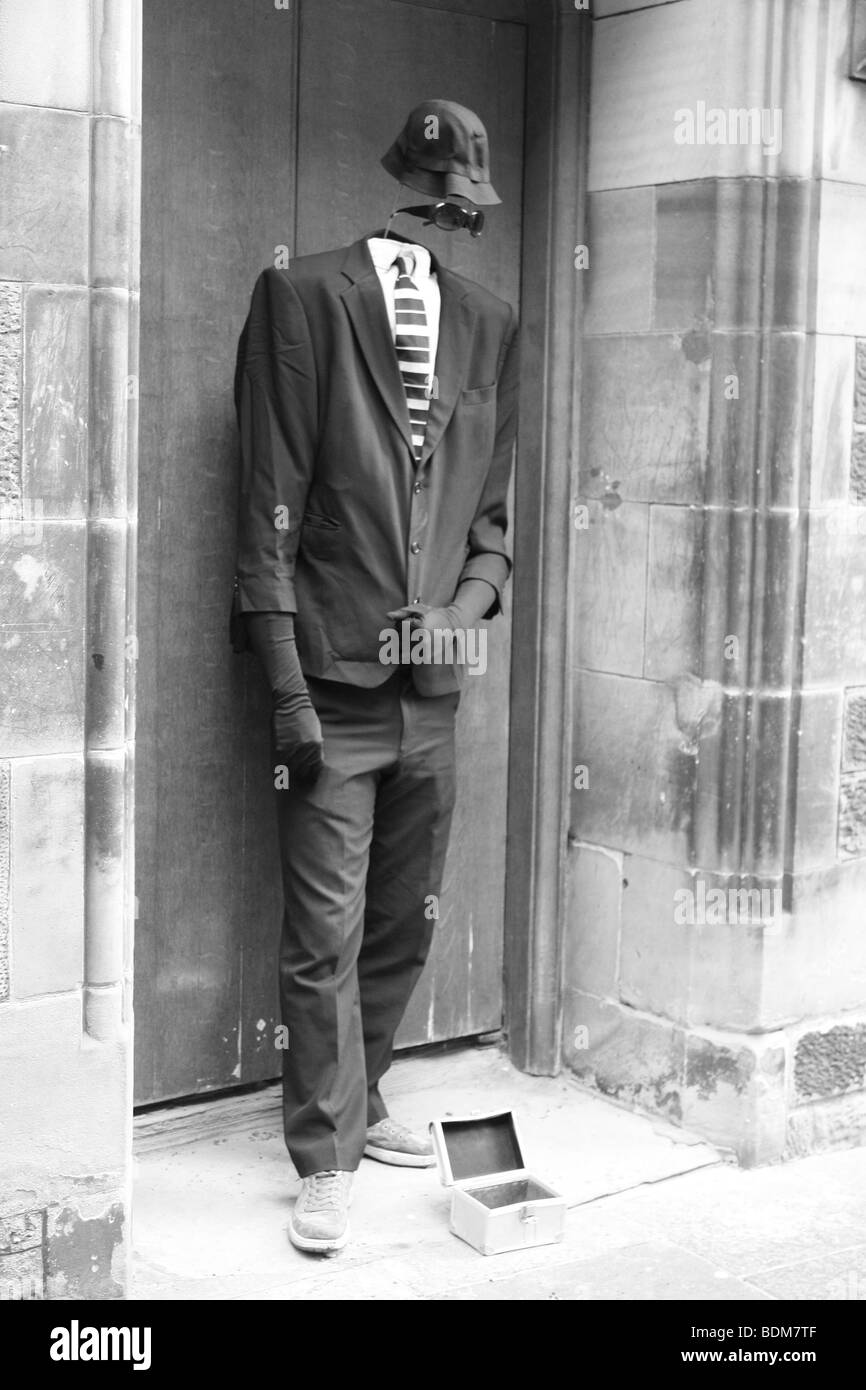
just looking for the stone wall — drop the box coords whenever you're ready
[565,0,866,1163]
[0,0,139,1298]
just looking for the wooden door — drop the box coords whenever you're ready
[135,0,526,1104]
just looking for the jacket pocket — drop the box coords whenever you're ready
[302,511,341,530]
[461,383,497,405]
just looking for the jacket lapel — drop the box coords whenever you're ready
[340,237,415,455]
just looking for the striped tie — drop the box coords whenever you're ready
[394,252,431,462]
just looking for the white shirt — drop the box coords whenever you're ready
[367,237,441,373]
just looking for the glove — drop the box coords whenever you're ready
[245,611,324,788]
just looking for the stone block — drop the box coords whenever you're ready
[10,755,84,998]
[817,182,866,336]
[0,762,8,1001]
[0,107,89,285]
[91,117,135,289]
[93,0,139,119]
[839,772,866,859]
[563,841,622,1000]
[573,499,647,677]
[0,282,22,509]
[645,503,703,680]
[572,669,694,864]
[581,336,709,505]
[817,0,866,186]
[685,877,776,1031]
[619,855,691,1022]
[761,860,866,1023]
[0,0,90,110]
[810,334,855,505]
[0,520,86,756]
[593,0,679,14]
[654,182,714,331]
[564,991,685,1124]
[855,341,866,427]
[794,1021,866,1102]
[683,1029,787,1165]
[802,514,866,685]
[786,1089,866,1158]
[0,994,128,1178]
[90,289,131,515]
[22,287,89,518]
[793,689,843,870]
[851,430,866,504]
[0,1246,43,1301]
[843,687,866,771]
[589,0,814,191]
[584,188,654,335]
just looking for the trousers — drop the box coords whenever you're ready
[274,668,459,1176]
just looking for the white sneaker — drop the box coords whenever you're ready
[289,1170,353,1253]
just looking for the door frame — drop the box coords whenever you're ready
[503,0,590,1075]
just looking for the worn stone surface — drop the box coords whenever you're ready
[565,992,685,1124]
[581,335,709,505]
[851,429,866,504]
[855,341,866,426]
[93,0,138,119]
[843,688,866,772]
[22,286,89,518]
[0,1246,43,1301]
[839,772,866,859]
[90,290,130,516]
[0,107,89,285]
[0,282,22,512]
[795,1023,866,1102]
[644,504,703,680]
[0,520,87,757]
[584,187,654,335]
[787,1090,866,1159]
[45,1200,125,1300]
[9,755,84,998]
[573,500,647,677]
[572,669,694,863]
[0,763,8,1002]
[683,1031,787,1166]
[563,841,622,1001]
[0,0,90,110]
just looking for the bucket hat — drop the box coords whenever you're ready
[381,99,501,206]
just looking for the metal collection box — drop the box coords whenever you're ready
[429,1109,567,1256]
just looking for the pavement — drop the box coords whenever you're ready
[131,1044,866,1301]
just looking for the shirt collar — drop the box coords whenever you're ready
[367,236,432,281]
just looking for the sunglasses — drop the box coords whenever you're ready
[401,202,485,237]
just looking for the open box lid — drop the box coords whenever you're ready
[429,1110,528,1188]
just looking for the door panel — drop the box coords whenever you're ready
[136,0,524,1103]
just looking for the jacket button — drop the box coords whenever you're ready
[410,541,422,554]
[412,595,422,604]
[413,482,423,494]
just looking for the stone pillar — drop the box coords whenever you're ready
[565,0,866,1162]
[0,0,140,1297]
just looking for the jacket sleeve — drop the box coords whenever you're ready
[233,268,318,613]
[456,305,519,618]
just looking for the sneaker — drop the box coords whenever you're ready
[364,1117,436,1168]
[289,1170,353,1253]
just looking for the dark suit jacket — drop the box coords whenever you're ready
[233,233,518,693]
